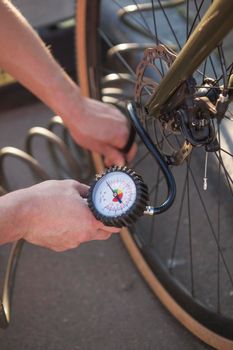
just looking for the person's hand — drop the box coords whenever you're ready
[0,0,136,166]
[21,180,119,252]
[67,97,137,167]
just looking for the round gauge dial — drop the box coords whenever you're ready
[92,171,137,217]
[88,166,149,227]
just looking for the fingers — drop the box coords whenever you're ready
[93,228,119,241]
[103,143,137,167]
[92,219,120,241]
[95,230,112,240]
[52,241,81,252]
[73,181,90,198]
[126,143,137,163]
[104,146,126,167]
[97,221,120,233]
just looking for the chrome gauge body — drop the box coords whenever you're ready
[88,166,149,227]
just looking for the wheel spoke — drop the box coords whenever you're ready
[188,164,233,287]
[187,0,205,38]
[218,44,228,90]
[169,162,188,272]
[132,149,150,168]
[77,0,233,342]
[220,148,233,158]
[214,152,233,192]
[217,128,221,313]
[151,0,165,75]
[99,29,137,78]
[187,157,195,296]
[189,0,218,80]
[148,163,161,243]
[132,0,154,37]
[113,0,158,41]
[157,0,181,49]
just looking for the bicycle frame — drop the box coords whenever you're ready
[75,1,233,347]
[126,0,233,216]
[1,0,233,330]
[148,0,233,115]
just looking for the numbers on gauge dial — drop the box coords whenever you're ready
[92,171,137,217]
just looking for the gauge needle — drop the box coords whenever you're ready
[106,181,122,203]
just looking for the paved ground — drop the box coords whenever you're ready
[0,1,231,349]
[0,103,210,350]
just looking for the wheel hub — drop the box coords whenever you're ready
[135,44,231,164]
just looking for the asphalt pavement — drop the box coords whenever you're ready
[0,1,226,349]
[0,101,210,350]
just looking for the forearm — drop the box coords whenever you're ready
[0,189,30,245]
[0,0,82,125]
[0,1,135,167]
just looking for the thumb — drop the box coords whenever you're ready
[74,182,90,198]
[126,143,137,163]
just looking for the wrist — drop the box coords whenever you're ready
[47,73,84,126]
[0,188,32,244]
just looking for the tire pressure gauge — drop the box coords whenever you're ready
[88,166,149,227]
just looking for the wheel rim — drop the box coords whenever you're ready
[76,0,233,346]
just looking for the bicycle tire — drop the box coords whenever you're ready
[75,1,233,348]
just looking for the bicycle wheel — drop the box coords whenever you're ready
[76,1,233,348]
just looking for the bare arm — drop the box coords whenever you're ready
[0,0,77,117]
[0,1,136,250]
[0,0,136,166]
[0,180,119,251]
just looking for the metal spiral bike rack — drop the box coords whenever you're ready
[0,0,185,329]
[0,116,93,329]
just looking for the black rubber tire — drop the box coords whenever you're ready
[75,1,233,348]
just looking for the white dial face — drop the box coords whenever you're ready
[92,171,137,217]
